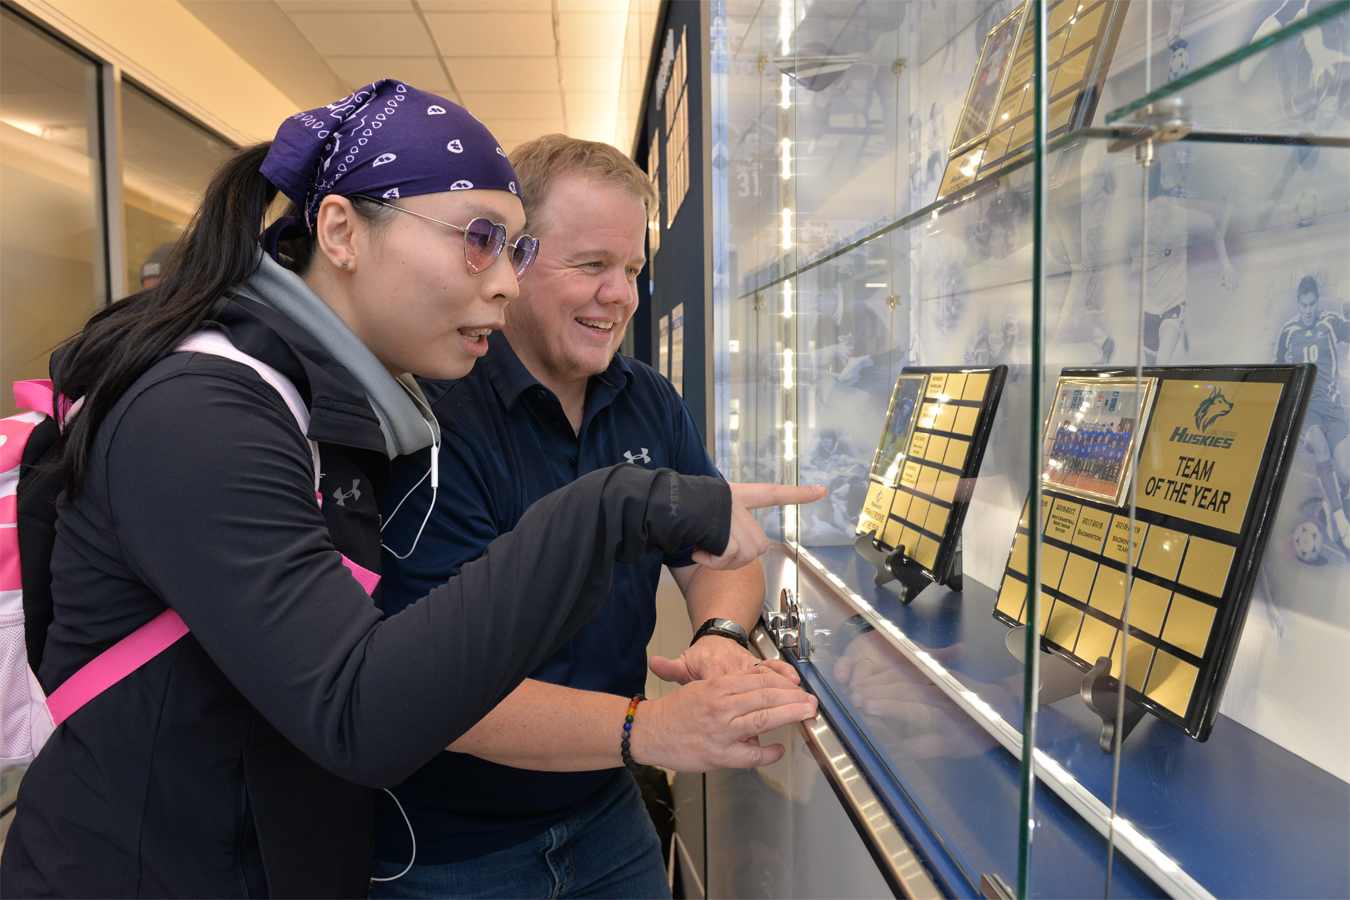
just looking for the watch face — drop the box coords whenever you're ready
[696,618,749,648]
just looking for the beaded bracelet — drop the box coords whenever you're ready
[620,694,644,773]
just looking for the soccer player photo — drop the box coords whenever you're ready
[1274,275,1350,553]
[1042,375,1158,505]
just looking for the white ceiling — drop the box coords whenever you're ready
[180,0,660,153]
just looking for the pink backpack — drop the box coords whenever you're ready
[1,332,378,773]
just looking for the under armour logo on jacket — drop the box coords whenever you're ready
[623,448,651,465]
[332,480,362,506]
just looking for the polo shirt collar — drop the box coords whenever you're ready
[480,330,633,414]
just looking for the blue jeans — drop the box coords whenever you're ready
[368,770,670,899]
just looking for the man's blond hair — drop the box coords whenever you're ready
[509,134,656,230]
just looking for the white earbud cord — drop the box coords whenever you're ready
[369,788,416,883]
[380,383,440,560]
[368,380,437,883]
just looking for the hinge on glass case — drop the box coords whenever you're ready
[1107,96,1192,154]
[766,587,802,654]
[767,587,829,661]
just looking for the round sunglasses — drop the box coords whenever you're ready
[358,196,539,280]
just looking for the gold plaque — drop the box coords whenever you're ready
[859,483,895,536]
[857,367,1007,587]
[994,364,1315,742]
[942,0,1131,197]
[1136,380,1284,534]
[1047,497,1082,542]
[950,6,1028,155]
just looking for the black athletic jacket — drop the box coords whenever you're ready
[0,297,731,898]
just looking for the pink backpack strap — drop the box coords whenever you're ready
[342,556,381,595]
[13,379,73,426]
[176,331,379,596]
[46,561,379,726]
[45,609,189,726]
[36,333,385,731]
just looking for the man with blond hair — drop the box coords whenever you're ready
[370,134,820,898]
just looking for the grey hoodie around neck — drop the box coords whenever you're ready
[235,253,439,458]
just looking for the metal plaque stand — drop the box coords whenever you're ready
[1006,627,1147,752]
[854,530,962,603]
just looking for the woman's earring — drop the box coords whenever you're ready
[341,260,349,269]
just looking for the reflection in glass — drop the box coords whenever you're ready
[0,8,104,415]
[714,1,1350,896]
[951,7,1026,153]
[120,81,234,296]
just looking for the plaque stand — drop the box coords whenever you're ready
[1005,627,1146,752]
[853,530,963,603]
[1081,656,1146,753]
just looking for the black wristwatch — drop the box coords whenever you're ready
[691,617,751,650]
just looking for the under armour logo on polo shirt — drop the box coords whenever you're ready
[623,448,651,465]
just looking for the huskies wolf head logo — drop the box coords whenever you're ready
[1195,387,1234,433]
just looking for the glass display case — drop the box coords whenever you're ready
[708,0,1349,896]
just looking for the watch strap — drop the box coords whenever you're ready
[691,617,750,650]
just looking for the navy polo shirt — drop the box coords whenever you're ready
[374,331,720,864]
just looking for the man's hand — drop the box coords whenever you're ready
[649,634,799,685]
[693,483,826,570]
[630,667,818,771]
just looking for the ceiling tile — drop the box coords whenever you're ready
[459,91,563,120]
[565,122,621,145]
[558,12,628,58]
[327,57,452,94]
[560,56,624,89]
[419,0,551,10]
[449,57,558,93]
[564,91,617,121]
[424,12,556,57]
[484,119,566,141]
[278,1,414,11]
[286,12,438,57]
[182,1,354,108]
[557,0,631,12]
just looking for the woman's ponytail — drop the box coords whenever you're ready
[56,142,279,497]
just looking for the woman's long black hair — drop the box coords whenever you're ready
[53,141,387,497]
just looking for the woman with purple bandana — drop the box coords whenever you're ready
[0,81,819,898]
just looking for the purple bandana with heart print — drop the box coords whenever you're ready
[261,80,519,227]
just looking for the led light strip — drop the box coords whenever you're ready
[788,543,1212,900]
